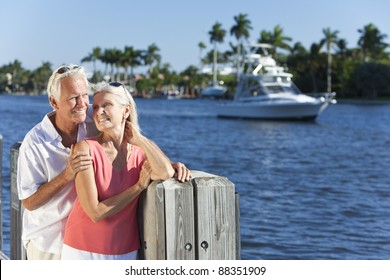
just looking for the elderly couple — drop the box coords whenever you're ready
[17,65,191,260]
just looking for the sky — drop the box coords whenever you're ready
[1,0,389,73]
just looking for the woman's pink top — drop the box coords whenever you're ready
[63,139,145,255]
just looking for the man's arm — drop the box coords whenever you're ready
[19,145,92,211]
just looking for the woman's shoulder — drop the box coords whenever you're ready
[74,139,92,152]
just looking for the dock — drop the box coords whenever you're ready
[0,138,240,260]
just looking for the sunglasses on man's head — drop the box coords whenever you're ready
[56,65,80,74]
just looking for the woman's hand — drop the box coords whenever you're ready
[171,162,191,182]
[124,120,144,146]
[138,160,152,191]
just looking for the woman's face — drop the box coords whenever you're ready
[92,92,126,132]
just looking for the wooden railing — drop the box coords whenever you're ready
[139,170,239,260]
[2,143,240,260]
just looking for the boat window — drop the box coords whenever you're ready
[266,85,284,93]
[250,86,266,96]
[266,85,300,95]
[248,79,266,97]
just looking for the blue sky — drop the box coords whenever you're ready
[1,0,389,73]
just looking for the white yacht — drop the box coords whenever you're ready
[216,44,336,120]
[200,85,227,99]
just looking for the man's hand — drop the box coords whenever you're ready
[64,145,93,182]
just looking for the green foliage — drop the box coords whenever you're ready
[348,63,390,98]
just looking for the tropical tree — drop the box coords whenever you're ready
[180,65,201,96]
[258,25,292,57]
[308,43,325,92]
[358,23,389,62]
[320,27,339,92]
[111,48,123,81]
[198,41,206,67]
[81,47,102,82]
[334,38,350,97]
[230,13,252,81]
[6,60,29,93]
[289,42,307,56]
[208,22,226,86]
[350,63,390,98]
[31,61,52,94]
[100,48,116,80]
[143,43,161,74]
[122,46,142,85]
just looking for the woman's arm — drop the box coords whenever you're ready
[125,121,175,181]
[73,141,152,223]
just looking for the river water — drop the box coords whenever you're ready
[0,94,389,259]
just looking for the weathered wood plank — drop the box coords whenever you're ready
[138,179,166,260]
[0,134,2,252]
[10,142,25,260]
[164,179,195,260]
[235,193,241,260]
[194,176,236,260]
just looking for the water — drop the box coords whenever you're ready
[1,94,390,259]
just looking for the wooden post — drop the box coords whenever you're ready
[0,134,3,253]
[10,142,26,260]
[235,193,241,260]
[139,170,239,260]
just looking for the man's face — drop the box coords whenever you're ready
[54,76,89,125]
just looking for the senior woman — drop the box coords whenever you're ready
[61,82,175,260]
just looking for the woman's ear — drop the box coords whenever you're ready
[124,104,131,119]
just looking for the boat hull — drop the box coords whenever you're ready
[217,101,329,120]
[200,86,227,99]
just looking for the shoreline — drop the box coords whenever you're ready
[2,93,390,105]
[336,99,390,105]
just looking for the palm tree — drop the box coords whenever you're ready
[181,65,201,96]
[258,25,292,56]
[81,47,102,82]
[208,22,226,86]
[358,23,389,62]
[32,61,52,93]
[198,41,206,67]
[143,43,161,74]
[321,27,339,93]
[111,48,123,81]
[8,59,24,92]
[308,43,323,92]
[91,47,102,76]
[230,13,252,81]
[336,39,349,58]
[101,48,119,81]
[122,46,142,87]
[289,42,307,56]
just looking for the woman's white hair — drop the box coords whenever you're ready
[47,64,89,101]
[93,82,141,133]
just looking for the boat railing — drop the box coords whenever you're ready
[306,92,337,104]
